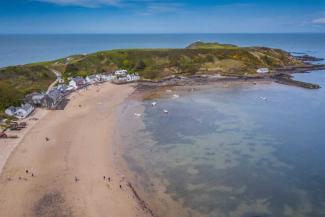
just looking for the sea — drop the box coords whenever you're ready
[1,33,325,217]
[0,33,324,67]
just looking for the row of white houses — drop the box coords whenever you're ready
[68,71,140,90]
[5,70,140,119]
[5,103,35,119]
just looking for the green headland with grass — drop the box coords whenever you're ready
[0,42,305,115]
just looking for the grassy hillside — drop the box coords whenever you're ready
[0,42,304,115]
[55,42,303,80]
[0,64,55,116]
[186,41,239,49]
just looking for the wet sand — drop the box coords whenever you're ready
[0,83,152,217]
[114,87,210,217]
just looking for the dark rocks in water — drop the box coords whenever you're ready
[225,159,232,164]
[294,54,324,62]
[273,73,321,89]
[205,151,215,156]
[242,212,270,217]
[291,52,307,55]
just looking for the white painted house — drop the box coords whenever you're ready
[86,75,100,84]
[5,106,17,116]
[257,68,270,74]
[99,74,115,81]
[115,70,128,76]
[69,77,87,89]
[126,74,140,81]
[13,103,34,119]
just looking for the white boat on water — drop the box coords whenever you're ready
[151,102,157,106]
[134,113,142,117]
[163,109,168,114]
[172,94,180,99]
[259,97,267,101]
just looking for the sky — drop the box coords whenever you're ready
[0,0,325,33]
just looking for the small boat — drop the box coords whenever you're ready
[163,109,168,114]
[151,102,157,106]
[259,97,267,101]
[134,113,142,117]
[172,94,179,99]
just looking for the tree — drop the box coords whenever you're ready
[135,60,146,70]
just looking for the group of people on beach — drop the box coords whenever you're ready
[73,175,124,190]
[12,169,125,192]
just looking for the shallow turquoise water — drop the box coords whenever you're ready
[119,71,325,217]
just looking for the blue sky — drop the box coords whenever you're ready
[0,0,324,33]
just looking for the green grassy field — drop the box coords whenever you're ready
[58,43,302,80]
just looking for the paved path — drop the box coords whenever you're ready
[46,69,62,93]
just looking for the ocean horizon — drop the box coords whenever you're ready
[1,33,325,68]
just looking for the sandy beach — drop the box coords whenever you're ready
[0,109,49,175]
[0,83,153,217]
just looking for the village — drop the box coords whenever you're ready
[1,70,139,138]
[1,67,271,139]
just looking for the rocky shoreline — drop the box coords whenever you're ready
[292,54,324,62]
[137,63,325,90]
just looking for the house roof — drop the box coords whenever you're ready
[48,89,62,101]
[56,84,69,92]
[21,103,33,111]
[87,75,98,79]
[6,106,17,112]
[72,77,85,83]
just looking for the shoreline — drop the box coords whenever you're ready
[109,71,325,217]
[113,89,213,217]
[0,63,323,217]
[0,82,153,217]
[135,64,325,90]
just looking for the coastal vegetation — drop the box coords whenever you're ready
[59,42,302,80]
[0,42,306,115]
[0,65,55,117]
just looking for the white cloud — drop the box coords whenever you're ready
[36,0,120,8]
[311,18,325,25]
[138,3,182,15]
[36,0,183,12]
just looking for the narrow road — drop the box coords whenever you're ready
[47,69,62,93]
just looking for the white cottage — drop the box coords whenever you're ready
[14,103,34,119]
[69,77,86,89]
[5,106,17,116]
[125,74,140,81]
[100,74,115,81]
[86,75,100,84]
[115,70,128,76]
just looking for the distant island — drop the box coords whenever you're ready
[1,41,324,117]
